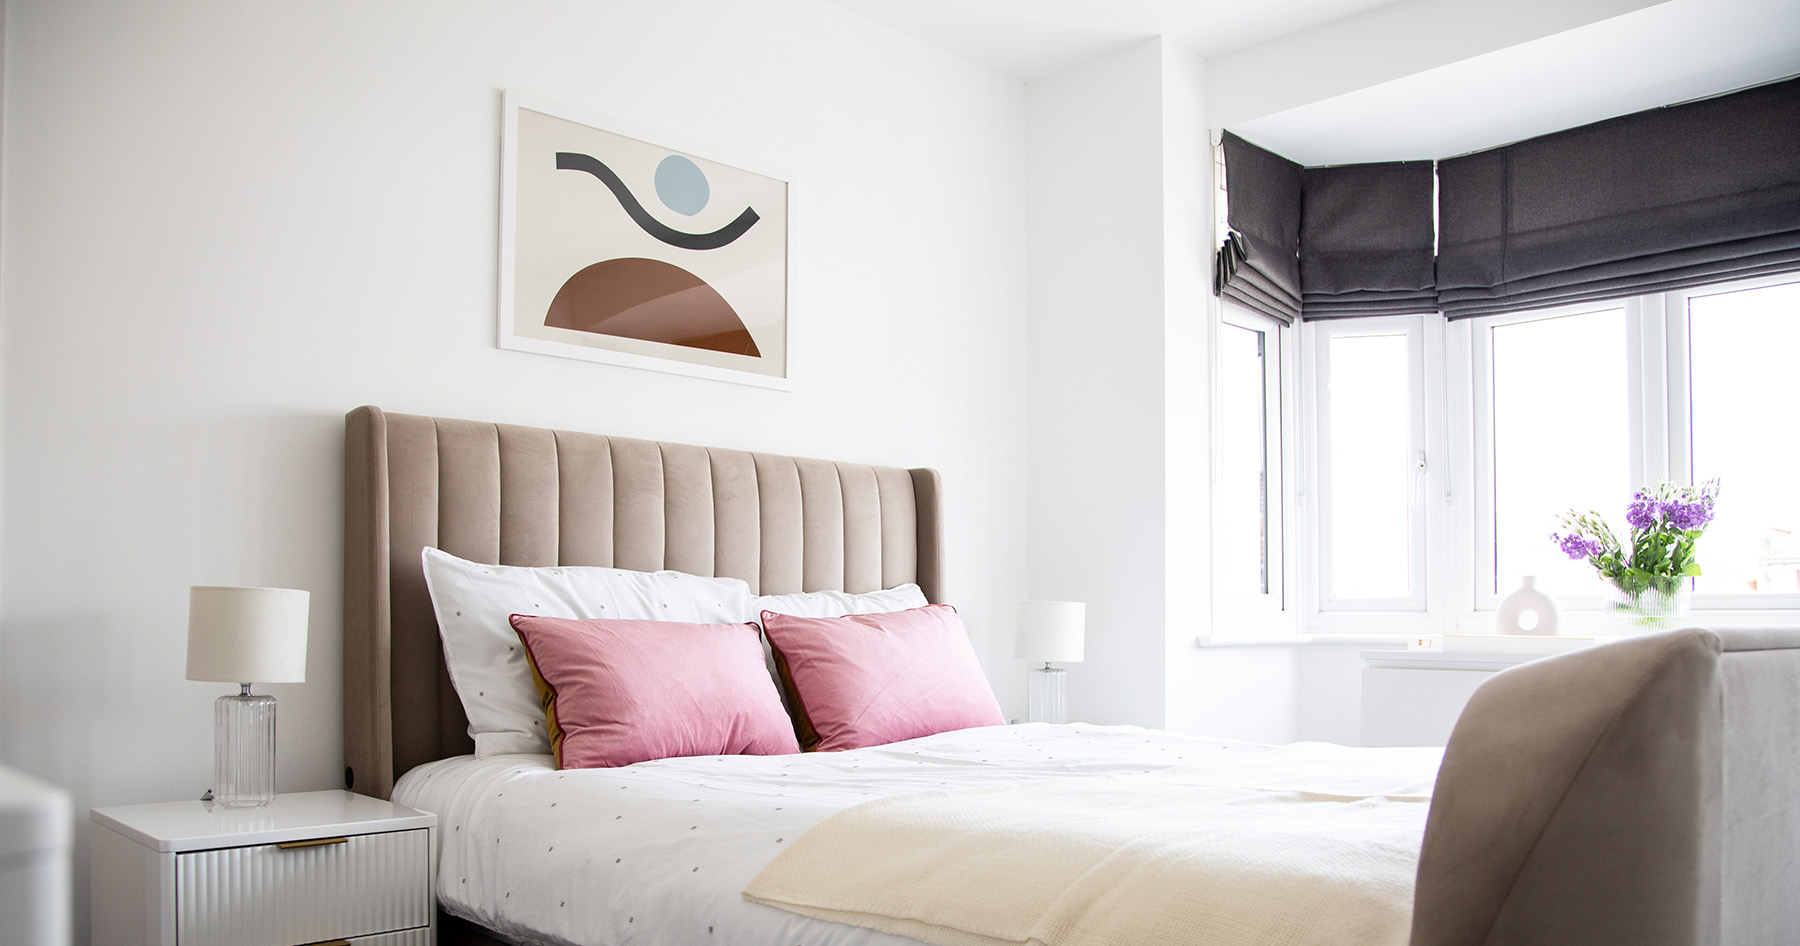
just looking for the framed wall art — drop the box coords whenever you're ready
[499,91,791,388]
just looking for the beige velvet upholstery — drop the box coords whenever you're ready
[343,406,944,800]
[1412,627,1800,946]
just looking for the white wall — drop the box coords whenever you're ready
[1296,642,1370,746]
[0,0,7,632]
[1159,42,1300,745]
[1159,40,1214,734]
[0,0,1028,936]
[1024,39,1169,727]
[1021,37,1301,742]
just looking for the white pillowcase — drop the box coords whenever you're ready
[421,547,753,757]
[753,584,928,619]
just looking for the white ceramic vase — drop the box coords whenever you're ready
[1496,575,1561,636]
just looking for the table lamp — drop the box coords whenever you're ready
[1015,600,1085,724]
[186,586,309,808]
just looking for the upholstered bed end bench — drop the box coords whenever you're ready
[1412,627,1800,946]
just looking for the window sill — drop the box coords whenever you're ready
[1455,609,1800,634]
[1195,633,1312,647]
[1194,632,1415,648]
[1192,615,1800,649]
[1295,632,1416,646]
[1362,649,1554,672]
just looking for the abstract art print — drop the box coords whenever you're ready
[499,92,789,386]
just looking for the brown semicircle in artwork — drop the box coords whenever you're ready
[545,257,761,357]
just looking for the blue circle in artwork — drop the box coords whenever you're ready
[654,155,710,216]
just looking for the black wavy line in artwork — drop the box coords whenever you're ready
[555,152,760,251]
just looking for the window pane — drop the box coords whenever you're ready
[1328,333,1412,599]
[1491,309,1628,598]
[1688,279,1800,595]
[1217,323,1270,596]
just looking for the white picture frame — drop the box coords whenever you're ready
[498,90,792,389]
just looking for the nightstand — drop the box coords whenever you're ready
[90,789,437,946]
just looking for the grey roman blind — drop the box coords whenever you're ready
[1216,131,1303,324]
[1436,77,1800,319]
[1299,160,1438,318]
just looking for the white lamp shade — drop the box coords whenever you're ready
[186,586,310,684]
[1015,600,1085,663]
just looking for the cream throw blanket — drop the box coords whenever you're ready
[744,742,1439,946]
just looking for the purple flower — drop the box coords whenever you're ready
[1625,492,1660,530]
[1556,533,1603,560]
[1663,499,1714,531]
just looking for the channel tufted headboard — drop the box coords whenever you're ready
[342,406,944,800]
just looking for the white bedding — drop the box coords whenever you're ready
[394,724,1442,946]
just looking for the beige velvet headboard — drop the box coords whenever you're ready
[342,406,944,800]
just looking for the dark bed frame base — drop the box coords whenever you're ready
[441,910,520,946]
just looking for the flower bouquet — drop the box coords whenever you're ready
[1552,480,1719,630]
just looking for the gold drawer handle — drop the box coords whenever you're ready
[276,836,348,850]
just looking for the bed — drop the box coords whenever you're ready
[343,406,1800,946]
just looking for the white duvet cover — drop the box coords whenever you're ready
[394,724,1442,946]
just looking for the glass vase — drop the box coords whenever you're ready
[1603,583,1692,635]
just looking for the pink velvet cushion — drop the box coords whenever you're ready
[508,614,800,768]
[761,604,1005,751]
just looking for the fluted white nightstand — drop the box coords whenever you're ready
[90,789,436,946]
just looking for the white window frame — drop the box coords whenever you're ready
[1664,272,1800,613]
[1286,271,1800,638]
[1209,275,1800,643]
[1465,299,1644,616]
[1461,276,1800,621]
[1210,302,1295,635]
[1300,314,1449,631]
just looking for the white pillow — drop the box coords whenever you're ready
[753,583,928,619]
[421,547,753,757]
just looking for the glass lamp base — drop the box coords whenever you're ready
[1026,665,1068,724]
[214,687,277,809]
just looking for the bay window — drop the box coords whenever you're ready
[1214,272,1800,637]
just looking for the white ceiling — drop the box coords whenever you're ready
[1234,0,1800,164]
[822,0,1405,81]
[824,0,1800,165]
